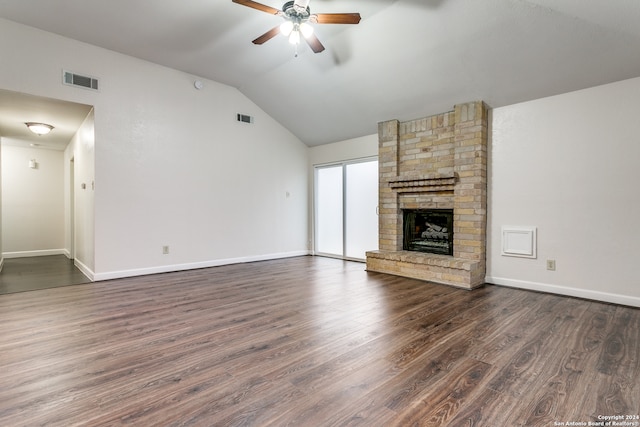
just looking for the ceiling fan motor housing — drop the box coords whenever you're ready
[283,1,311,20]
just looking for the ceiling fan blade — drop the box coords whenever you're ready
[232,0,281,15]
[314,13,361,24]
[252,26,281,45]
[304,33,325,53]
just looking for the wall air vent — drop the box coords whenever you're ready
[63,70,99,91]
[236,113,254,124]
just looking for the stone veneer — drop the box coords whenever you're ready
[366,101,489,289]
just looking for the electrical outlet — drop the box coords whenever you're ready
[546,259,556,271]
[163,245,169,255]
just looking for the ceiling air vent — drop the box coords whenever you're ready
[237,113,254,124]
[63,70,99,91]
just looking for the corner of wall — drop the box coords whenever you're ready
[0,135,4,264]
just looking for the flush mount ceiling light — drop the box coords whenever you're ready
[25,122,54,136]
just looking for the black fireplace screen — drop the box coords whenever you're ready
[403,209,454,255]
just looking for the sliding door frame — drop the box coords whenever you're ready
[313,156,378,262]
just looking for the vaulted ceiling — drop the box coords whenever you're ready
[1,0,640,146]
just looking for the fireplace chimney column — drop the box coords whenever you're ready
[366,101,489,289]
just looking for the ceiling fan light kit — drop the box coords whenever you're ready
[280,20,294,36]
[289,29,301,46]
[299,22,314,38]
[232,0,361,54]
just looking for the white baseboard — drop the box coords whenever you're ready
[485,276,640,308]
[93,250,311,282]
[74,259,95,282]
[2,249,67,259]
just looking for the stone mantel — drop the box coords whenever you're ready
[366,101,489,289]
[387,172,457,193]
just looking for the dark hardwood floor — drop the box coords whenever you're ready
[0,256,638,426]
[0,255,91,295]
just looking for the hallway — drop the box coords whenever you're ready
[0,255,90,295]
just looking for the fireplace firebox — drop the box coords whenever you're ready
[403,209,454,255]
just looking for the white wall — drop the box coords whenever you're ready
[1,144,65,256]
[488,76,640,307]
[309,134,378,166]
[63,110,95,275]
[0,137,3,270]
[0,18,309,280]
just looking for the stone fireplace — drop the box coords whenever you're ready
[366,101,489,289]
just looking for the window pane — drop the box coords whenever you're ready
[345,160,379,259]
[316,166,343,256]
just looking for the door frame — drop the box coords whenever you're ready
[313,156,378,261]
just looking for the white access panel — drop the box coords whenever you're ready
[501,226,537,258]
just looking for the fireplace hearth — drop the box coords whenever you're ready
[403,209,453,255]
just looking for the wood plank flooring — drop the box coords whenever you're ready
[0,255,91,295]
[0,256,638,426]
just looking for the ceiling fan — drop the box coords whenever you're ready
[232,0,361,54]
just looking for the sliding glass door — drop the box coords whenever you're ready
[315,158,378,260]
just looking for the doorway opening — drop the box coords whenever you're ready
[0,89,93,291]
